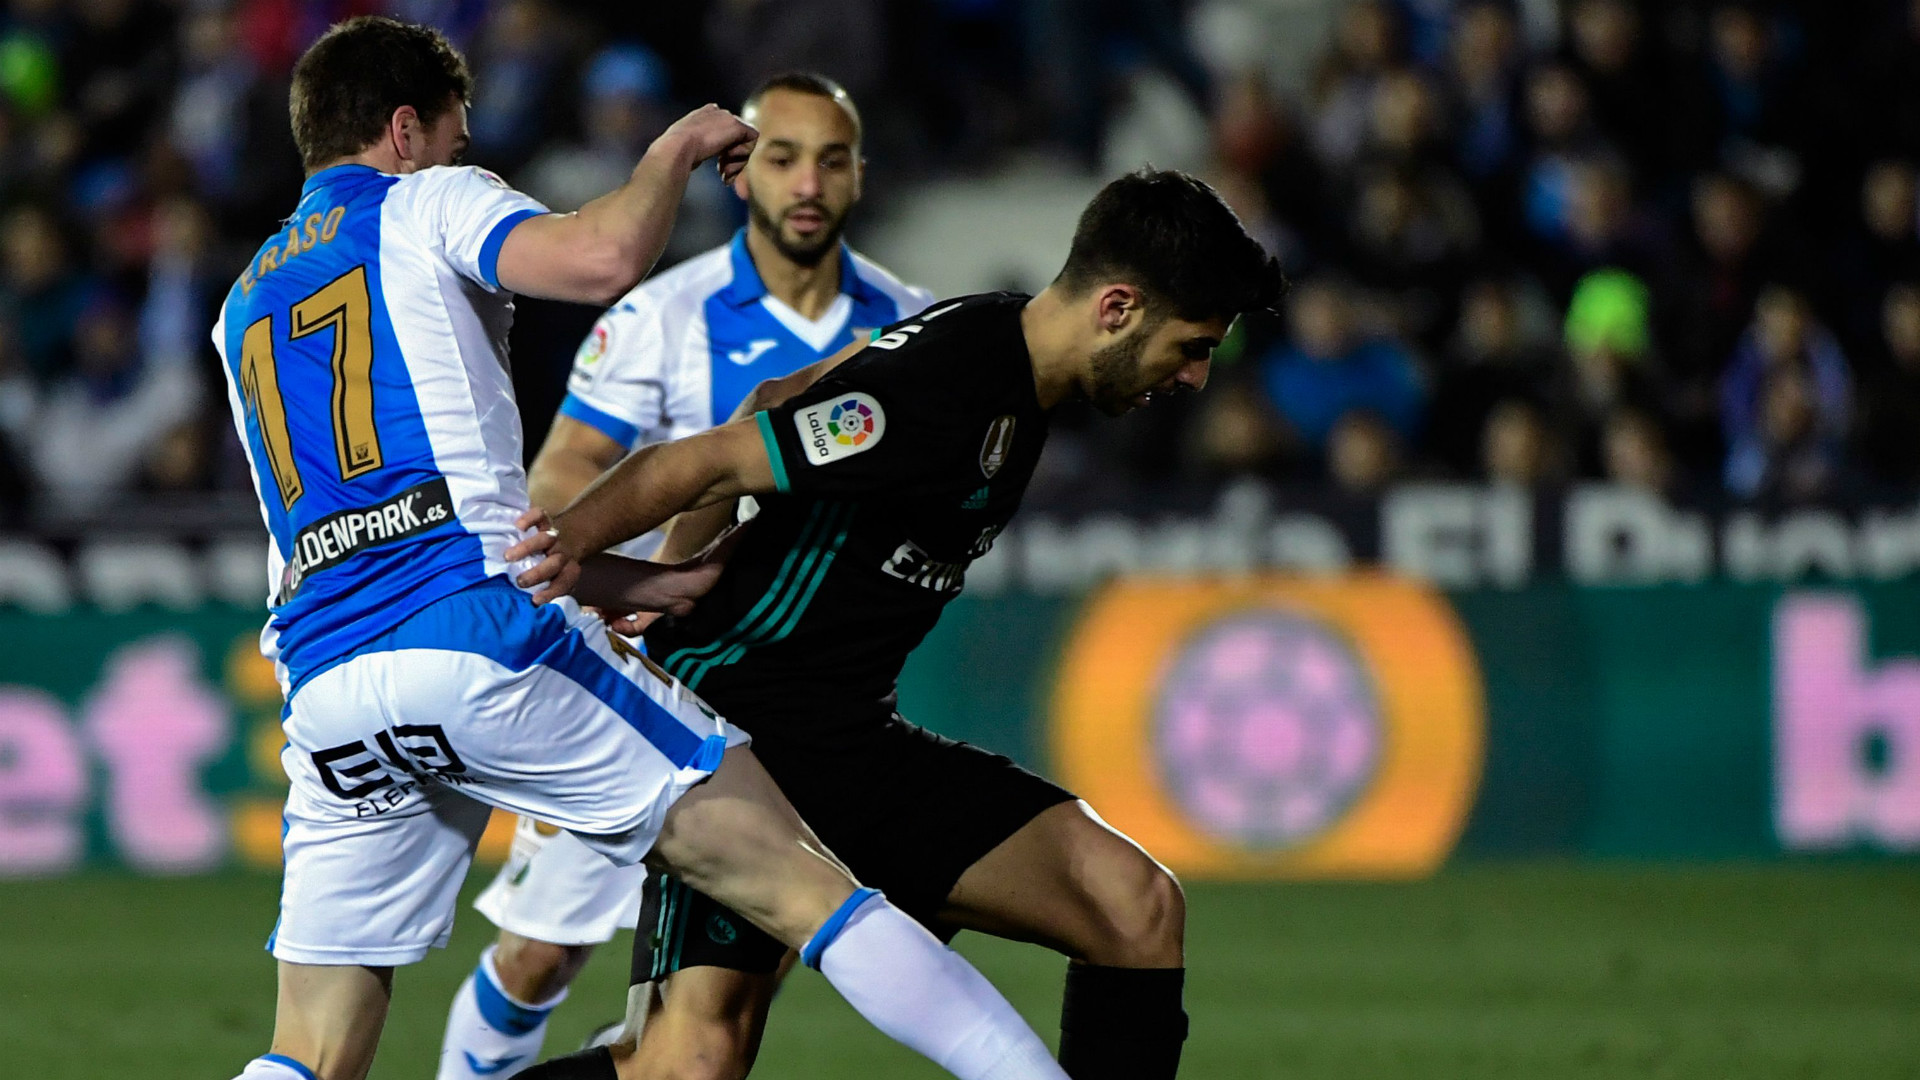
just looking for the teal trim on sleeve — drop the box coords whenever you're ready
[755,410,791,493]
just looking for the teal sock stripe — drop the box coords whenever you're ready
[664,503,856,689]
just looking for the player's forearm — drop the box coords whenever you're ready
[564,137,699,301]
[554,438,741,560]
[527,448,609,517]
[654,500,738,564]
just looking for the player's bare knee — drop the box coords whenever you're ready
[494,932,592,1002]
[654,796,841,948]
[1080,849,1185,966]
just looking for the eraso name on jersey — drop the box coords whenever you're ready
[277,478,454,604]
[240,205,348,295]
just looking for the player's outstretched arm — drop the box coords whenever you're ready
[527,414,627,514]
[495,105,757,304]
[508,417,777,603]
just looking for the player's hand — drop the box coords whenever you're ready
[661,104,757,181]
[576,551,724,620]
[599,609,661,637]
[507,507,582,605]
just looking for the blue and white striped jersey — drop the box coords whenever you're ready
[558,231,932,554]
[213,163,550,692]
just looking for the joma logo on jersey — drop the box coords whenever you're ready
[794,393,886,465]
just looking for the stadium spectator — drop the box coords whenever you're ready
[0,203,93,381]
[1208,75,1333,272]
[1480,396,1559,487]
[1856,282,1920,489]
[1257,276,1426,459]
[1721,286,1852,499]
[1426,276,1561,477]
[1446,1,1525,245]
[167,4,257,205]
[706,0,887,129]
[1673,172,1770,379]
[2,290,198,513]
[1560,0,1669,184]
[1562,268,1669,476]
[463,0,568,174]
[1838,159,1920,337]
[521,44,674,212]
[1516,62,1616,263]
[1602,406,1683,499]
[1680,2,1807,195]
[1309,0,1403,173]
[1326,408,1403,494]
[1188,380,1287,481]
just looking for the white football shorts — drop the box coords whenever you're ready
[473,816,645,944]
[268,577,747,967]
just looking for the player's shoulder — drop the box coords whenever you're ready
[845,247,935,316]
[834,292,1027,394]
[614,243,738,317]
[388,164,515,199]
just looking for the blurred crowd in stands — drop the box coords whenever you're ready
[3,0,1920,525]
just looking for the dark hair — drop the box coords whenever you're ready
[1056,169,1286,324]
[742,71,862,144]
[290,16,472,171]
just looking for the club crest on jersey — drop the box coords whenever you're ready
[795,393,886,464]
[979,414,1016,478]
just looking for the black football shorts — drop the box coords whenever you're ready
[632,713,1073,982]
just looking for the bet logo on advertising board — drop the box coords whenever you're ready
[1050,576,1484,878]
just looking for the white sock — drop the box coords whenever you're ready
[806,891,1069,1080]
[436,945,568,1080]
[234,1055,316,1080]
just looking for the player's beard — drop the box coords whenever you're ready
[1085,324,1158,416]
[747,191,848,267]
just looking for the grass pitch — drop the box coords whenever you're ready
[3,863,1916,1079]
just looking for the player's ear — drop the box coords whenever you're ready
[732,164,750,203]
[1096,284,1144,333]
[389,104,421,164]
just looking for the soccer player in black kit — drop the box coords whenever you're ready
[509,169,1285,1080]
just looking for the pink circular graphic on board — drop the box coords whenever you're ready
[1152,612,1383,848]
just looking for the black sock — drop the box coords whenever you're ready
[1057,963,1188,1079]
[511,1046,617,1080]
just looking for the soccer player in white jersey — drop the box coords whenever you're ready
[437,72,932,1079]
[219,18,1067,1080]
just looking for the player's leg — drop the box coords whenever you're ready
[231,652,496,1080]
[485,598,1067,1079]
[612,965,780,1080]
[940,800,1188,1080]
[639,744,1069,1079]
[440,821,641,1080]
[236,963,392,1080]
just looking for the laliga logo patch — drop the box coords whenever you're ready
[830,399,876,445]
[577,322,611,366]
[795,393,886,464]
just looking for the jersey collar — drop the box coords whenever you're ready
[300,163,381,199]
[717,227,881,309]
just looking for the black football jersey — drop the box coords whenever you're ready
[645,293,1047,735]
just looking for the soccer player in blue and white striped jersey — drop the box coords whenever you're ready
[220,18,1064,1080]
